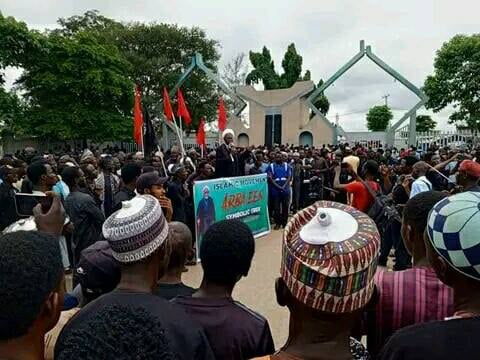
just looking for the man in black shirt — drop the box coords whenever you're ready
[55,195,214,360]
[0,165,19,231]
[155,222,196,300]
[380,192,480,360]
[113,163,141,212]
[167,164,189,223]
[378,157,417,269]
[215,129,239,178]
[173,220,275,360]
[62,167,105,278]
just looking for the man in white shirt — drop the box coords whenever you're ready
[410,161,432,198]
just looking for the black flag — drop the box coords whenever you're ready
[143,108,158,159]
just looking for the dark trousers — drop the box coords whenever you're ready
[273,193,289,227]
[379,220,411,270]
[292,178,302,211]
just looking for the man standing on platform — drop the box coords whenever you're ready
[215,129,239,179]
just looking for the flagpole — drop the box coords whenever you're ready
[171,114,185,156]
[141,123,144,154]
[157,145,168,177]
[179,116,186,156]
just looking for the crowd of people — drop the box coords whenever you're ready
[2,128,480,359]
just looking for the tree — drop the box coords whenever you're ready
[246,43,311,89]
[280,43,303,88]
[423,34,480,130]
[366,105,393,131]
[0,13,134,141]
[246,46,281,89]
[18,32,134,141]
[416,114,437,132]
[246,43,330,116]
[0,12,44,70]
[58,11,221,129]
[223,53,248,89]
[0,86,24,136]
[312,79,330,116]
[55,9,120,36]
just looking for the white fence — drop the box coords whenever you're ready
[395,126,479,150]
[340,131,386,149]
[340,127,479,151]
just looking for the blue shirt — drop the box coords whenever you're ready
[53,180,70,200]
[267,162,292,196]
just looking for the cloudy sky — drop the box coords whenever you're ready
[1,0,478,131]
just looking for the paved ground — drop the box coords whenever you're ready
[183,229,289,347]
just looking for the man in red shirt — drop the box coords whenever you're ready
[334,160,381,212]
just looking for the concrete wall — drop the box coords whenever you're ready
[228,81,335,146]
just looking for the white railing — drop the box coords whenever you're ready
[395,125,479,150]
[341,131,387,149]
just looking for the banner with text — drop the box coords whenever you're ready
[193,174,271,260]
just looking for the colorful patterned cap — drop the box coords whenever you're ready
[427,191,480,281]
[282,201,380,313]
[102,195,169,263]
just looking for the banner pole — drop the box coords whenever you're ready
[171,114,185,155]
[157,145,168,177]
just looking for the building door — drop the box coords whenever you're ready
[265,114,282,147]
[299,131,313,147]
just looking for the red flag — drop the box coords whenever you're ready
[196,117,206,146]
[218,97,227,132]
[176,89,192,126]
[163,87,174,122]
[133,85,143,145]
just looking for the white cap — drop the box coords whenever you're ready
[222,129,235,139]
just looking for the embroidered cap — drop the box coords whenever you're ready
[427,191,480,281]
[282,201,380,313]
[102,195,169,263]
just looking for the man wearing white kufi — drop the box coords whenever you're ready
[215,129,239,178]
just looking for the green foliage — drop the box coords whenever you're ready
[280,43,303,88]
[0,87,24,136]
[246,46,281,89]
[246,43,311,89]
[0,12,134,141]
[0,12,44,69]
[115,23,220,129]
[17,31,134,141]
[0,10,222,140]
[55,9,120,36]
[57,11,221,129]
[423,34,480,130]
[415,114,437,132]
[312,79,330,116]
[247,43,330,117]
[366,105,393,131]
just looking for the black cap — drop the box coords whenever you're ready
[136,172,168,194]
[76,241,121,296]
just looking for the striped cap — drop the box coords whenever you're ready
[102,195,169,263]
[282,201,380,313]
